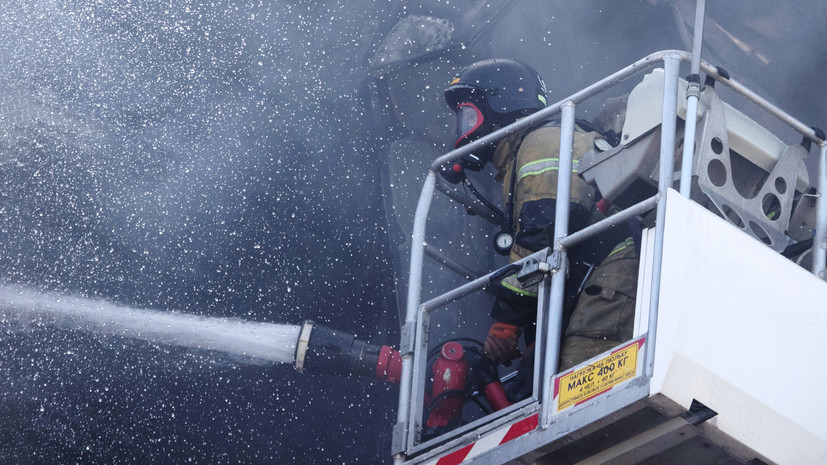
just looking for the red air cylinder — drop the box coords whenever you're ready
[426,342,469,428]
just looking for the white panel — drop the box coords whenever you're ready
[633,227,654,337]
[650,190,827,464]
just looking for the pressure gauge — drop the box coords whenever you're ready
[493,230,514,256]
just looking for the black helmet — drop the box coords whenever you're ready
[444,59,547,171]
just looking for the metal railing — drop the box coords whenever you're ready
[393,49,827,464]
[401,249,549,459]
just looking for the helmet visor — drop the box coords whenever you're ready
[454,103,484,148]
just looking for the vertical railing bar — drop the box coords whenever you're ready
[644,55,681,378]
[679,0,706,197]
[813,144,827,279]
[404,171,436,330]
[540,102,576,428]
[406,307,429,452]
[688,0,706,74]
[395,171,436,464]
[678,92,700,197]
[533,274,550,405]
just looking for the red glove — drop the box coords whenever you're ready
[484,322,522,365]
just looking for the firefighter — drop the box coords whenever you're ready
[442,59,638,389]
[559,236,638,371]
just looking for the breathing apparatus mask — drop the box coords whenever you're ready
[451,92,498,172]
[439,97,497,183]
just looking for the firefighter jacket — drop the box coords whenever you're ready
[490,122,605,328]
[492,122,604,263]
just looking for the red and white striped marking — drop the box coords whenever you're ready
[423,413,539,465]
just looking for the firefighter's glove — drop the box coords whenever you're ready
[484,322,522,366]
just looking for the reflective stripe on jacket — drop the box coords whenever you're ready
[517,158,581,180]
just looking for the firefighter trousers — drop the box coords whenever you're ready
[559,237,638,371]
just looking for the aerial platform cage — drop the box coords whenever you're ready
[393,50,827,465]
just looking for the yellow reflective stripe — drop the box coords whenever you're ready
[518,158,579,181]
[608,237,635,257]
[500,277,538,297]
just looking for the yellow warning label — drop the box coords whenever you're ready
[556,341,640,412]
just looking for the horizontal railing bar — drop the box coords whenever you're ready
[558,195,660,251]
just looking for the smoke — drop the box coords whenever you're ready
[1,0,825,463]
[0,1,401,463]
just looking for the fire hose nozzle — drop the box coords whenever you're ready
[293,320,401,383]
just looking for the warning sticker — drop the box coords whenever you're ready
[555,340,641,412]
